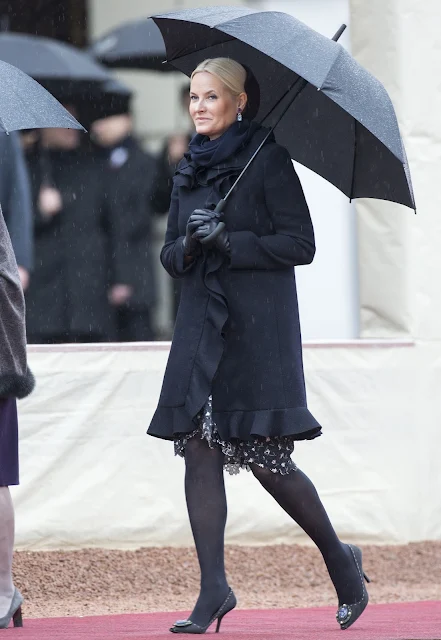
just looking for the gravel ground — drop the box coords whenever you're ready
[13,542,441,618]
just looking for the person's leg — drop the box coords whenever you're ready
[120,309,155,342]
[0,487,14,617]
[250,465,363,605]
[184,436,229,626]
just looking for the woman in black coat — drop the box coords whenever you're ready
[148,58,369,634]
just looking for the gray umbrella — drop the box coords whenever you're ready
[0,32,110,96]
[152,6,415,212]
[0,59,84,133]
[90,17,174,72]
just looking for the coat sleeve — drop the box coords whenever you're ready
[160,183,196,279]
[1,132,34,271]
[228,145,316,270]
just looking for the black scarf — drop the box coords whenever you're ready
[175,120,269,209]
[188,119,260,169]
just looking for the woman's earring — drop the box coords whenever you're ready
[237,109,242,122]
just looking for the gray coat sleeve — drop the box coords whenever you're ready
[0,132,34,271]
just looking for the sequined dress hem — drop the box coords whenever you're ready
[174,396,297,476]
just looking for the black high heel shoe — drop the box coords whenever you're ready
[170,588,237,634]
[336,545,370,631]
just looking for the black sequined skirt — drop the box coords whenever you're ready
[174,396,297,476]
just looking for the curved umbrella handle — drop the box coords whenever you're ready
[199,221,226,245]
[199,199,226,245]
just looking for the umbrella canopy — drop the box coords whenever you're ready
[152,6,414,210]
[0,32,110,94]
[90,17,174,71]
[0,59,84,133]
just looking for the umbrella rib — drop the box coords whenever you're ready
[349,119,357,201]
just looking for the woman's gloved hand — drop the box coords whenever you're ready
[182,214,205,256]
[190,209,230,255]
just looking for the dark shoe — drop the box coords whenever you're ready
[0,588,24,629]
[336,545,370,630]
[170,588,236,634]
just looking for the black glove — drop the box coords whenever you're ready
[182,213,204,256]
[190,209,230,256]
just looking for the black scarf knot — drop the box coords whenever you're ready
[174,119,264,210]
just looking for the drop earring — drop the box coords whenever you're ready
[237,108,242,122]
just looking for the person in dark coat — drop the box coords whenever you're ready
[0,205,34,629]
[24,117,116,343]
[148,58,369,634]
[151,84,192,325]
[0,131,34,291]
[90,101,158,342]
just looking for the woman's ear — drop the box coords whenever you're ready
[238,92,247,113]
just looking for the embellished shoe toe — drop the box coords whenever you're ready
[335,545,370,631]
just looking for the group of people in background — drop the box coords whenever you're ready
[0,83,192,344]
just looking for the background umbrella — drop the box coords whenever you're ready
[0,59,84,133]
[90,17,175,72]
[0,32,111,95]
[152,6,414,219]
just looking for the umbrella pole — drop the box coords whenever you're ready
[200,24,347,245]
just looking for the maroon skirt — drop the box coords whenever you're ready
[0,398,19,486]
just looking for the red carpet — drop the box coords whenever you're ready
[8,601,441,639]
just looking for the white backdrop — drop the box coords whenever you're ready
[12,340,439,551]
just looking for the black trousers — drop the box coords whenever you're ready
[115,307,155,342]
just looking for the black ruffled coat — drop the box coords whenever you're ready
[148,127,322,442]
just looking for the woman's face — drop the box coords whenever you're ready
[189,71,246,140]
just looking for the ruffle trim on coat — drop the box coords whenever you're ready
[148,404,322,442]
[184,251,229,421]
[0,368,35,399]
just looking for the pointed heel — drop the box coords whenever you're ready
[13,607,23,628]
[169,588,236,634]
[215,613,225,633]
[363,572,371,584]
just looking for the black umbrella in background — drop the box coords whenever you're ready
[152,5,415,227]
[90,17,175,72]
[0,32,111,95]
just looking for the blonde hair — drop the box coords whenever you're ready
[191,58,247,97]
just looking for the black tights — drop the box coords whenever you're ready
[184,438,362,626]
[184,437,229,626]
[250,465,363,605]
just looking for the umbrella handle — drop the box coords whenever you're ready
[332,24,347,41]
[199,199,226,245]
